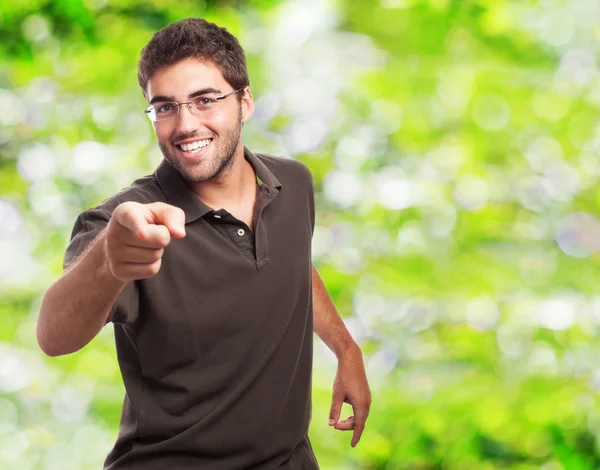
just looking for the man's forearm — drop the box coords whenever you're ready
[312,265,358,357]
[37,230,125,357]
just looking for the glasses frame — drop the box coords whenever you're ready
[144,87,245,122]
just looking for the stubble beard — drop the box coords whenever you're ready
[159,108,243,184]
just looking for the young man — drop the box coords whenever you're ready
[37,18,370,469]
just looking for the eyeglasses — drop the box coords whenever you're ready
[144,88,244,122]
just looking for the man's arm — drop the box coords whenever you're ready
[312,264,371,447]
[37,230,127,356]
[37,202,185,357]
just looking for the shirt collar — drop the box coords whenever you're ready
[154,146,282,225]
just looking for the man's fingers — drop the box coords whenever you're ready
[328,392,344,426]
[122,224,171,249]
[140,225,172,249]
[334,416,355,431]
[121,259,162,279]
[107,202,183,282]
[350,404,369,447]
[113,202,151,240]
[113,202,186,241]
[119,246,164,264]
[146,202,186,238]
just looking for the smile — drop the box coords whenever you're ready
[176,138,212,153]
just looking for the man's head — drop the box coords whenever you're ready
[138,18,249,101]
[138,18,254,184]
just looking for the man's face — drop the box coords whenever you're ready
[146,58,254,183]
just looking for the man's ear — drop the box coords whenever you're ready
[241,87,254,124]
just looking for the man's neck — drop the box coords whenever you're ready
[190,149,258,210]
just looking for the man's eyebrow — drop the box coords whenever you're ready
[148,88,223,105]
[189,87,222,98]
[149,95,174,105]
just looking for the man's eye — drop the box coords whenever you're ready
[157,103,174,113]
[196,97,216,106]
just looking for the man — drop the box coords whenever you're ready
[37,18,370,469]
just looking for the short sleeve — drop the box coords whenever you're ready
[64,208,139,325]
[306,170,315,237]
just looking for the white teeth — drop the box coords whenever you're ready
[180,139,211,152]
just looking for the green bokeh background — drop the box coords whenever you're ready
[2,0,600,469]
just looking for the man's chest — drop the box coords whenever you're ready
[224,204,255,231]
[207,183,260,232]
[132,220,313,382]
[126,183,314,381]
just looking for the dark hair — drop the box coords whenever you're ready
[137,18,249,100]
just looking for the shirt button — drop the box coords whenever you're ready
[237,228,245,236]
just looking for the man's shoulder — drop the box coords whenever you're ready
[254,152,313,182]
[93,173,164,215]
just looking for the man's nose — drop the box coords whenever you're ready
[174,103,200,134]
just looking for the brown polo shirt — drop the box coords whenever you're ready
[63,147,319,469]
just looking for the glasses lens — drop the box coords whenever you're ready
[152,102,178,121]
[193,95,219,113]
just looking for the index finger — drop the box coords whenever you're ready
[350,404,369,447]
[113,202,150,240]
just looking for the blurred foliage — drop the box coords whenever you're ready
[3,0,600,469]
